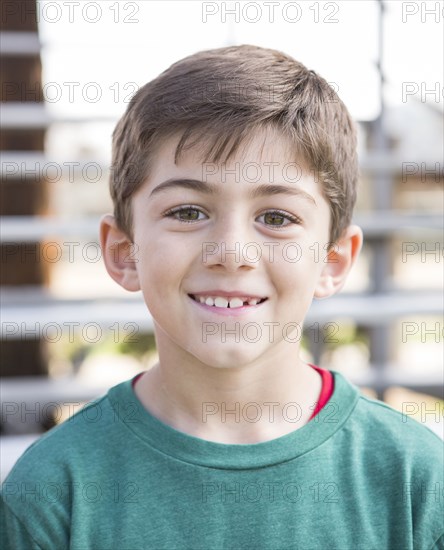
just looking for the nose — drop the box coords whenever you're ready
[201,221,259,272]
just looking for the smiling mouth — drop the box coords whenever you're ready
[188,294,268,309]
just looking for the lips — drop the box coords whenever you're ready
[188,290,267,300]
[189,294,268,307]
[187,293,270,314]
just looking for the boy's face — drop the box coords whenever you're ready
[103,127,360,369]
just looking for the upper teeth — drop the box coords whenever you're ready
[196,296,261,308]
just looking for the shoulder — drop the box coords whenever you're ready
[355,391,443,458]
[2,373,143,485]
[332,371,443,485]
[343,385,443,505]
[1,377,138,496]
[5,392,114,479]
[332,370,443,460]
[1,385,128,547]
[335,376,444,546]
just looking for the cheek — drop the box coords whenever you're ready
[269,242,323,297]
[275,241,321,272]
[139,252,174,288]
[138,231,180,267]
[135,236,192,296]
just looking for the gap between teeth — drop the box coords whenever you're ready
[197,296,260,308]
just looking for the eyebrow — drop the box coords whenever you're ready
[149,178,317,206]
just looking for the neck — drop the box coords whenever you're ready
[134,341,322,444]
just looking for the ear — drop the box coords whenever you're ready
[314,225,363,299]
[99,214,141,292]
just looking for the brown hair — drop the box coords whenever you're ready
[110,44,358,244]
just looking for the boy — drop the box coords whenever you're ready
[1,45,443,549]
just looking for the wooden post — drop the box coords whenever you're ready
[1,0,50,380]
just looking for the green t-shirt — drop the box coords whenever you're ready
[1,369,443,550]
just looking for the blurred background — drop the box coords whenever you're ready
[1,0,443,480]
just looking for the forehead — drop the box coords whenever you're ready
[133,126,328,215]
[149,126,310,180]
[132,125,331,230]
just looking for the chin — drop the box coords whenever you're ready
[193,343,266,370]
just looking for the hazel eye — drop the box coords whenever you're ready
[162,206,302,227]
[163,206,207,223]
[257,210,302,228]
